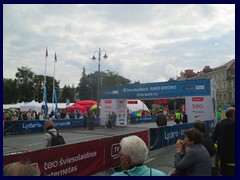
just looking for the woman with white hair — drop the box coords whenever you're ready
[112,135,167,176]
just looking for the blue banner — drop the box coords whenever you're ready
[4,118,100,134]
[101,79,210,99]
[44,86,48,117]
[54,88,58,113]
[149,120,214,150]
[130,116,156,124]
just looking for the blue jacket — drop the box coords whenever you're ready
[111,165,167,176]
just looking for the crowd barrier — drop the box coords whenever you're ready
[149,120,214,150]
[3,118,100,134]
[130,115,156,124]
[3,130,148,176]
[3,120,214,176]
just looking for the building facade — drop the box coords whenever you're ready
[178,59,235,107]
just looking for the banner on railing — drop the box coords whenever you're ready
[149,120,214,150]
[4,118,100,134]
[3,130,148,176]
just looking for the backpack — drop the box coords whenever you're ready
[47,131,66,147]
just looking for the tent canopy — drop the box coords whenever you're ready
[127,100,149,113]
[20,100,42,113]
[66,104,88,113]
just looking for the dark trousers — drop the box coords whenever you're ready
[220,162,235,176]
[83,118,87,129]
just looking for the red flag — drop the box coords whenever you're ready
[55,52,57,62]
[46,48,48,58]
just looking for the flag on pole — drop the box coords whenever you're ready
[54,88,58,113]
[44,86,48,117]
[55,52,57,62]
[46,48,48,58]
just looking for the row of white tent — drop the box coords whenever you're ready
[3,100,149,114]
[3,100,74,114]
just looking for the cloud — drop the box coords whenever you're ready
[3,4,235,88]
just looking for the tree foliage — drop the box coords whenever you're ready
[60,85,75,103]
[76,70,131,101]
[3,66,134,104]
[3,66,60,104]
[3,78,18,104]
[15,66,35,102]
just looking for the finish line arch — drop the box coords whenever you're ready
[100,79,217,126]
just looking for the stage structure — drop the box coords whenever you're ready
[100,79,217,126]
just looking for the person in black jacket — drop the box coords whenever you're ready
[212,107,235,176]
[156,110,167,127]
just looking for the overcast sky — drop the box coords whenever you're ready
[3,4,235,88]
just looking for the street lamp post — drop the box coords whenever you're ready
[91,48,108,118]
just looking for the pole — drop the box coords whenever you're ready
[43,47,48,118]
[52,52,56,111]
[97,48,101,118]
[44,48,47,102]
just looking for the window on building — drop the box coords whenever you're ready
[219,94,222,100]
[224,94,226,100]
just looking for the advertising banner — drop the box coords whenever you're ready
[4,130,148,176]
[100,99,117,126]
[149,120,214,150]
[100,99,127,126]
[185,96,214,123]
[130,116,156,124]
[101,79,211,99]
[4,119,100,134]
[115,100,127,126]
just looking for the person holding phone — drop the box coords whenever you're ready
[174,128,211,176]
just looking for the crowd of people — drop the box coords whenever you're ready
[3,108,87,122]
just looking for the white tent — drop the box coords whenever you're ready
[3,102,25,110]
[127,100,149,113]
[20,100,42,113]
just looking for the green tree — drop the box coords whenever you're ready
[3,78,18,104]
[60,85,75,103]
[77,67,93,100]
[76,69,131,101]
[13,66,60,103]
[45,76,60,104]
[101,71,131,87]
[15,66,35,102]
[33,75,44,102]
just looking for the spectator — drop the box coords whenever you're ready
[83,111,88,129]
[112,135,167,176]
[38,112,44,120]
[3,162,41,176]
[111,112,117,127]
[88,110,95,130]
[65,112,70,119]
[181,111,188,123]
[174,110,181,124]
[156,110,167,127]
[211,107,235,176]
[43,119,58,147]
[193,120,216,175]
[174,128,211,176]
